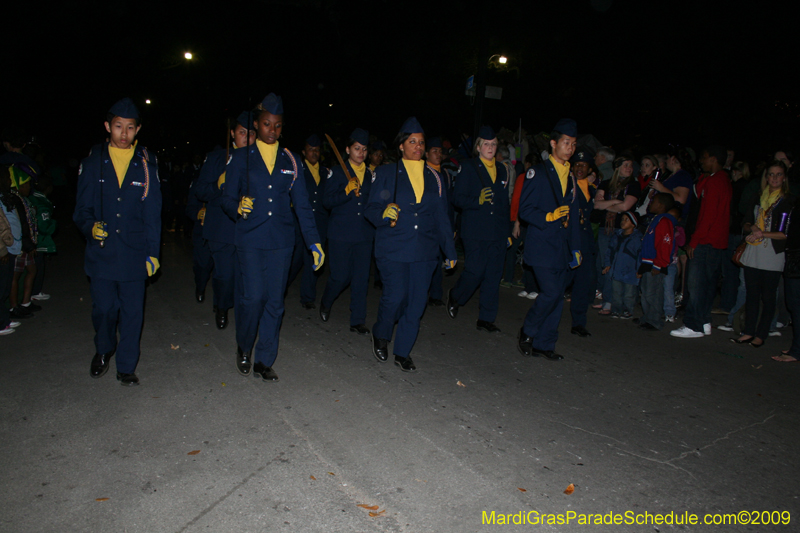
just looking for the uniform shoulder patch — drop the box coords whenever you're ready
[526,168,536,180]
[326,169,333,179]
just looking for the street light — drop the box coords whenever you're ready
[145,99,151,104]
[184,52,193,60]
[498,56,508,64]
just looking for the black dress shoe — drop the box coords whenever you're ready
[116,372,139,386]
[372,334,389,362]
[638,322,659,331]
[196,291,205,303]
[531,346,564,360]
[428,297,444,307]
[216,308,228,330]
[253,362,279,381]
[518,328,534,357]
[90,351,115,378]
[319,305,331,322]
[301,301,316,310]
[350,324,371,336]
[446,289,459,319]
[631,317,641,325]
[570,325,591,337]
[236,347,252,376]
[394,355,416,372]
[477,320,500,333]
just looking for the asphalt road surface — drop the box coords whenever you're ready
[1,227,797,532]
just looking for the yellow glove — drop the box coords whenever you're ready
[507,237,513,248]
[382,203,400,221]
[478,187,494,205]
[345,179,360,195]
[217,171,226,189]
[92,221,108,241]
[238,196,254,215]
[146,256,160,276]
[545,205,570,222]
[569,250,583,269]
[310,243,325,271]
[445,258,457,269]
[197,206,206,224]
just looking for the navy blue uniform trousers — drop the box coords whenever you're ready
[429,253,445,301]
[236,247,293,366]
[569,250,597,328]
[321,239,371,326]
[90,279,146,373]
[192,231,213,294]
[288,229,324,305]
[208,241,237,311]
[374,259,437,358]
[524,266,571,352]
[451,238,505,322]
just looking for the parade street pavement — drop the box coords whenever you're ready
[1,227,798,533]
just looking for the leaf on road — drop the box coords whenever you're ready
[564,483,575,495]
[327,472,335,476]
[204,344,210,347]
[309,475,316,480]
[221,382,226,387]
[517,487,527,492]
[369,510,386,517]
[187,450,201,456]
[171,344,180,350]
[457,381,466,387]
[358,504,379,510]
[95,498,109,502]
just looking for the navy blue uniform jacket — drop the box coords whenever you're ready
[518,160,581,269]
[221,144,320,250]
[323,162,375,243]
[576,182,598,254]
[194,147,235,245]
[366,162,457,263]
[74,143,162,281]
[295,160,330,241]
[453,158,510,241]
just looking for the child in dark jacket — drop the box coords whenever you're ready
[637,193,677,330]
[603,212,642,318]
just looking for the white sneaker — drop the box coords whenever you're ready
[517,291,528,298]
[526,292,539,300]
[717,323,734,332]
[31,293,50,301]
[670,326,704,338]
[703,323,712,336]
[665,315,675,323]
[9,321,21,328]
[595,290,602,300]
[0,326,15,335]
[769,330,782,337]
[776,322,785,329]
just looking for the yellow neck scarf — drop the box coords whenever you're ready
[404,159,425,203]
[369,164,377,171]
[549,155,570,195]
[480,157,497,183]
[350,160,366,185]
[754,188,783,237]
[306,160,321,185]
[256,139,279,174]
[427,163,441,172]
[108,142,137,187]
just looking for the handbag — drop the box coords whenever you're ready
[732,240,747,268]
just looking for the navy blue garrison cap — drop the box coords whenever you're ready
[108,98,139,120]
[553,118,577,138]
[399,116,424,135]
[427,137,443,149]
[570,149,593,164]
[350,128,369,146]
[370,141,386,152]
[236,111,253,130]
[305,134,322,147]
[258,93,284,115]
[478,125,496,140]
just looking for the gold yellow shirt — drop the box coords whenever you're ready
[549,155,570,196]
[306,160,321,185]
[480,157,497,183]
[108,142,136,187]
[350,161,366,185]
[405,159,425,203]
[427,163,441,172]
[256,139,279,174]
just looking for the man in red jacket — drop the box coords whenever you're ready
[671,146,732,338]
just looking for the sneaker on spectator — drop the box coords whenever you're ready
[9,321,21,328]
[594,290,602,300]
[0,326,15,335]
[619,312,633,320]
[517,291,528,298]
[670,326,704,338]
[526,292,538,300]
[31,293,50,301]
[512,280,525,288]
[717,323,734,332]
[21,302,42,312]
[769,330,782,337]
[711,308,729,315]
[665,315,675,323]
[704,323,711,335]
[500,281,512,288]
[776,322,785,329]
[10,306,33,319]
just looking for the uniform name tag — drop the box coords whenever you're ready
[131,181,145,187]
[280,169,295,175]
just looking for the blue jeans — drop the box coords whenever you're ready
[684,244,726,332]
[719,233,742,311]
[784,276,800,357]
[663,263,677,317]
[597,231,613,306]
[727,268,746,324]
[611,279,637,314]
[640,271,665,329]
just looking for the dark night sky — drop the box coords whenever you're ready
[4,0,799,164]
